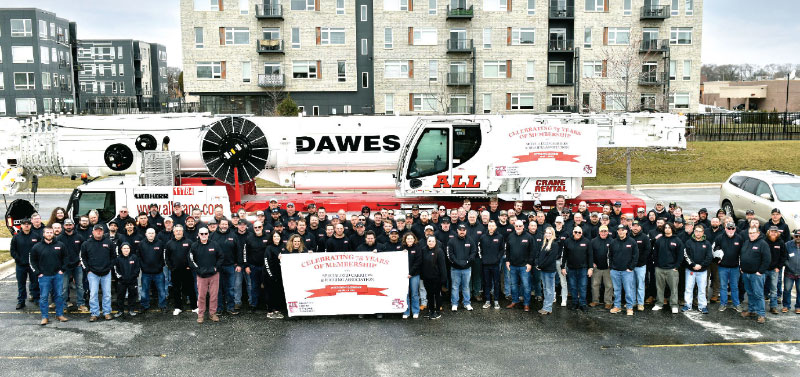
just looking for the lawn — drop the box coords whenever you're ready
[0,251,10,263]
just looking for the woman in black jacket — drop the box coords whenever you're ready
[265,232,287,319]
[536,226,562,315]
[421,236,447,320]
[402,233,422,319]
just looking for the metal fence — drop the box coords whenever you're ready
[686,112,800,141]
[79,101,199,115]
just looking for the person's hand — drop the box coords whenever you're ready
[373,250,377,253]
[693,265,701,271]
[58,271,63,275]
[278,254,283,260]
[38,274,43,278]
[561,269,566,276]
[506,261,511,270]
[626,269,632,272]
[756,272,762,276]
[235,266,241,272]
[587,269,593,278]
[245,267,251,274]
[673,268,678,272]
[407,274,411,279]
[525,264,531,273]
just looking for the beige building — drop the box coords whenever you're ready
[180,0,702,115]
[702,79,800,112]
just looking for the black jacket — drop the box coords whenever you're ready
[349,232,367,250]
[447,235,477,270]
[117,231,143,255]
[56,231,84,269]
[114,253,141,283]
[535,240,561,273]
[608,236,638,271]
[713,232,743,268]
[562,236,592,270]
[631,231,652,267]
[465,222,486,244]
[243,233,270,268]
[591,236,612,270]
[435,229,455,249]
[405,245,423,276]
[384,240,404,251]
[165,237,192,271]
[30,239,66,276]
[654,234,683,269]
[264,244,283,280]
[421,245,447,283]
[506,231,536,267]
[10,230,39,266]
[683,236,713,271]
[293,230,317,252]
[80,236,116,276]
[138,239,165,274]
[211,230,240,267]
[740,235,771,274]
[766,238,787,270]
[189,240,222,278]
[761,218,791,243]
[325,235,352,252]
[356,241,385,252]
[479,231,505,265]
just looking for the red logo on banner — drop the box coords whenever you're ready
[512,151,579,164]
[306,285,388,298]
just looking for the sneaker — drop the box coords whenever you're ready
[451,305,457,312]
[757,316,766,324]
[626,309,634,316]
[537,309,550,315]
[680,305,690,312]
[113,312,123,319]
[671,307,679,314]
[734,305,743,313]
[482,301,492,309]
[701,307,709,314]
[494,301,500,310]
[104,314,112,320]
[781,307,788,313]
[40,318,48,326]
[197,316,204,323]
[57,316,68,322]
[652,305,662,311]
[210,314,220,322]
[128,310,137,317]
[589,302,599,307]
[77,305,88,312]
[402,314,409,319]
[266,312,275,319]
[535,296,543,302]
[173,309,182,316]
[89,315,98,322]
[561,299,567,307]
[412,313,419,319]
[769,307,780,315]
[191,308,200,314]
[719,305,727,312]
[465,305,473,311]
[431,312,442,320]
[636,305,644,311]
[609,307,621,314]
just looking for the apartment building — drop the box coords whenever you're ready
[0,8,76,116]
[182,0,702,115]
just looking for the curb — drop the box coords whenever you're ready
[585,183,722,190]
[13,189,73,194]
[0,259,15,277]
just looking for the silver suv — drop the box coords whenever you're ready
[719,170,800,231]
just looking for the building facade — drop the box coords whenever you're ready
[702,79,800,112]
[0,8,76,116]
[181,0,702,115]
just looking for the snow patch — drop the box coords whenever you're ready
[683,311,762,340]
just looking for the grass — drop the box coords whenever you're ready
[0,251,10,263]
[584,141,800,186]
[35,176,82,189]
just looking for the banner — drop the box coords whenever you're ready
[280,252,410,317]
[491,123,598,178]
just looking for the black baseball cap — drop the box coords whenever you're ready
[173,201,181,206]
[21,218,32,224]
[669,202,677,207]
[271,208,280,213]
[412,204,420,210]
[390,228,399,233]
[613,201,622,206]
[457,224,466,229]
[793,229,800,236]
[441,216,451,223]
[673,217,684,224]
[632,220,640,225]
[698,208,708,213]
[746,209,755,215]
[771,208,781,214]
[149,203,159,209]
[355,222,365,228]
[273,220,284,227]
[92,224,104,231]
[617,224,626,229]
[768,226,780,232]
[231,213,239,218]
[725,223,736,229]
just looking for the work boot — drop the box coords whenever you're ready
[741,311,751,318]
[16,303,25,310]
[77,305,88,312]
[757,316,766,324]
[769,307,779,315]
[104,314,112,320]
[210,314,220,322]
[644,297,655,305]
[523,305,530,312]
[604,303,613,310]
[505,303,517,309]
[89,316,98,322]
[610,307,621,314]
[626,309,634,316]
[197,316,204,324]
[588,302,599,307]
[57,316,68,322]
[49,303,55,309]
[710,296,719,303]
[636,305,644,311]
[234,304,241,311]
[781,307,788,313]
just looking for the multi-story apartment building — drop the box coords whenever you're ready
[181,0,701,115]
[75,39,169,112]
[0,8,76,116]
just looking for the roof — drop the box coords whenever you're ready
[733,170,799,183]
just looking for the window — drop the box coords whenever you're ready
[607,27,630,45]
[298,106,305,115]
[669,93,690,109]
[361,4,368,20]
[584,28,592,48]
[384,28,393,49]
[669,60,676,80]
[582,92,590,111]
[338,60,346,82]
[526,61,535,81]
[385,94,394,115]
[683,60,691,80]
[242,61,251,82]
[527,0,535,14]
[119,82,125,93]
[0,99,5,115]
[195,27,204,48]
[312,106,320,116]
[510,93,534,110]
[483,93,491,113]
[40,46,49,64]
[321,28,346,45]
[585,0,603,11]
[413,94,438,112]
[407,128,448,179]
[413,29,437,45]
[429,0,436,14]
[265,62,281,75]
[42,98,51,113]
[292,60,317,78]
[39,20,47,39]
[670,27,693,45]
[194,0,221,11]
[51,48,57,63]
[95,47,114,60]
[449,95,468,114]
[671,0,678,15]
[41,73,51,89]
[484,0,507,11]
[15,98,37,115]
[685,0,693,15]
[384,0,409,11]
[50,23,55,38]
[292,0,315,10]
[0,73,3,90]
[344,105,351,114]
[337,0,345,14]
[640,94,656,110]
[361,39,368,55]
[361,72,369,88]
[582,61,603,78]
[12,46,34,63]
[385,60,410,78]
[512,28,535,45]
[483,28,491,48]
[197,61,223,79]
[112,82,117,93]
[292,28,300,48]
[0,47,2,63]
[606,93,626,111]
[11,19,32,37]
[14,73,35,90]
[623,0,631,15]
[240,0,249,14]
[225,27,250,45]
[483,61,507,78]
[119,65,125,76]
[551,94,568,110]
[429,60,438,81]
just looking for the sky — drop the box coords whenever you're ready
[2,0,798,68]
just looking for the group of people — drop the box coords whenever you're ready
[10,196,800,325]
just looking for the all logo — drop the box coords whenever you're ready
[432,175,481,189]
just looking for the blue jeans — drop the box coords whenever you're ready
[450,268,471,307]
[541,271,556,312]
[234,268,244,306]
[500,256,511,297]
[567,268,588,306]
[719,266,740,307]
[141,273,167,310]
[634,265,647,305]
[217,265,236,312]
[87,272,112,316]
[62,266,85,306]
[742,273,765,316]
[163,265,172,289]
[508,265,531,306]
[38,274,64,319]
[248,266,263,307]
[684,269,708,309]
[16,265,40,304]
[531,268,543,297]
[404,275,420,315]
[784,272,800,309]
[766,269,779,309]
[611,269,635,309]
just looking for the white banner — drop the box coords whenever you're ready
[490,123,598,178]
[280,251,410,317]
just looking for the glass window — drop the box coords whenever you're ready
[484,0,507,11]
[526,61,535,81]
[195,27,204,48]
[385,94,394,115]
[483,93,491,113]
[385,60,409,78]
[623,0,631,15]
[683,60,691,80]
[12,46,34,63]
[337,0,345,14]
[483,28,491,49]
[50,22,55,38]
[582,92,591,111]
[527,0,535,14]
[361,39,368,55]
[510,93,534,110]
[669,60,676,80]
[384,28,393,49]
[606,93,626,111]
[512,28,535,45]
[292,61,318,79]
[585,0,603,11]
[773,183,800,202]
[407,128,449,178]
[196,61,223,79]
[429,60,438,81]
[671,0,678,15]
[40,46,50,64]
[685,0,693,15]
[292,0,316,10]
[242,61,251,82]
[0,99,5,115]
[39,20,47,39]
[607,27,630,45]
[362,72,369,88]
[0,73,3,90]
[412,93,437,112]
[14,72,36,90]
[76,191,115,219]
[240,0,249,14]
[338,60,346,82]
[292,28,300,48]
[225,27,250,45]
[15,98,37,115]
[483,61,507,78]
[453,125,481,167]
[361,4,368,20]
[754,181,771,198]
[41,72,51,89]
[429,0,436,14]
[670,27,693,45]
[11,19,32,37]
[584,28,592,48]
[384,0,409,10]
[582,61,602,77]
[321,28,346,45]
[413,29,438,45]
[669,92,690,109]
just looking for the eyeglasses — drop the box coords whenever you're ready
[388,211,395,215]
[199,233,209,235]
[120,210,128,213]
[573,231,582,234]
[253,226,263,229]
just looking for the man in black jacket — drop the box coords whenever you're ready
[714,222,744,312]
[190,228,223,323]
[630,221,651,311]
[653,223,683,313]
[166,225,197,315]
[30,227,68,325]
[447,224,477,311]
[764,226,787,314]
[56,219,86,312]
[608,225,638,315]
[741,228,771,323]
[681,225,713,314]
[139,229,167,314]
[80,225,116,321]
[479,221,504,310]
[213,219,240,315]
[11,218,40,309]
[562,226,592,311]
[113,243,140,318]
[590,226,613,309]
[243,221,270,310]
[505,220,535,312]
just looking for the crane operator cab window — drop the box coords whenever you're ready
[452,125,481,168]
[68,190,116,223]
[407,128,449,179]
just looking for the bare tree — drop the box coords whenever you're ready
[166,67,183,99]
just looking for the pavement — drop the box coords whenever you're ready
[1,267,799,375]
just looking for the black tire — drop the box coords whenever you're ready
[721,200,736,223]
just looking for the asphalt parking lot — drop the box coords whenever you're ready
[2,271,799,376]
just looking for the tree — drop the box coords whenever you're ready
[276,95,299,116]
[167,67,183,99]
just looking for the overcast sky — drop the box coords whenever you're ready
[2,0,798,67]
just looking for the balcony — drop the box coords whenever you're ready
[640,5,670,20]
[58,59,68,68]
[547,105,577,113]
[133,51,141,60]
[134,69,142,78]
[447,38,473,53]
[256,39,284,53]
[446,5,474,19]
[258,73,285,87]
[255,4,283,19]
[447,105,473,114]
[639,72,665,86]
[446,72,474,86]
[59,83,70,92]
[548,39,574,52]
[547,73,573,86]
[549,6,574,19]
[135,88,143,96]
[639,39,669,53]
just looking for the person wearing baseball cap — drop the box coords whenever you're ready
[608,224,638,316]
[448,223,477,311]
[764,226,786,314]
[784,229,800,314]
[740,224,771,323]
[170,202,187,228]
[714,221,744,312]
[56,217,86,312]
[760,208,790,243]
[589,225,613,309]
